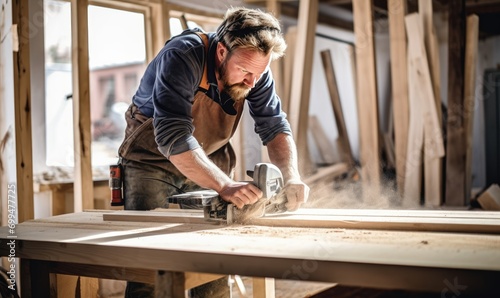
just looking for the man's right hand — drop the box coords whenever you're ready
[219,182,263,209]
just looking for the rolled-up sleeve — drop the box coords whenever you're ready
[152,39,205,159]
[247,69,292,145]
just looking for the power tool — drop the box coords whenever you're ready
[166,163,288,224]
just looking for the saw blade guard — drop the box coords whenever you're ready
[252,163,284,199]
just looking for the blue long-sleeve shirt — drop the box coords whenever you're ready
[132,29,292,158]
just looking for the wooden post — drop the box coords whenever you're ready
[288,0,319,177]
[464,15,479,203]
[419,0,444,207]
[445,0,467,206]
[352,0,381,200]
[388,0,409,197]
[71,0,94,211]
[12,0,35,222]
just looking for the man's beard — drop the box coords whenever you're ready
[218,60,251,102]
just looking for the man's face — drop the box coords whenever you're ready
[218,45,271,101]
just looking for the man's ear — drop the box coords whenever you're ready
[216,42,228,61]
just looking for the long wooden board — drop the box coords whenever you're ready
[4,211,500,295]
[103,209,500,234]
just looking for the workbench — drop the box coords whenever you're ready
[1,209,500,297]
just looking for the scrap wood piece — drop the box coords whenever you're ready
[477,184,500,211]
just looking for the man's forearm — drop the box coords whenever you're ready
[169,148,233,192]
[266,133,302,182]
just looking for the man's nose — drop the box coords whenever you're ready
[243,74,257,88]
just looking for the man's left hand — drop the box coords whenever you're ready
[283,179,310,211]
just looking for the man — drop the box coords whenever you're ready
[119,7,310,297]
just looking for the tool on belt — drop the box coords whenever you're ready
[166,163,288,224]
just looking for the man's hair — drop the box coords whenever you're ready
[216,7,287,60]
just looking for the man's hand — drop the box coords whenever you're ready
[219,182,263,209]
[283,179,310,211]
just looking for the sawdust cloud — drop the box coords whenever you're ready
[304,173,421,210]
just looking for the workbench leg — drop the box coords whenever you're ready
[155,270,185,298]
[21,259,51,298]
[253,277,275,298]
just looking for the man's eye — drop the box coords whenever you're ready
[241,69,248,73]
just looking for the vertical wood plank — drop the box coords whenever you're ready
[464,15,479,202]
[445,0,466,206]
[282,26,297,115]
[253,277,275,298]
[388,0,409,197]
[12,0,34,222]
[288,0,319,177]
[71,0,94,211]
[405,13,445,206]
[352,0,381,199]
[320,50,355,167]
[419,0,444,207]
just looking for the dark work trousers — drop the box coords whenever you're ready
[119,103,235,297]
[122,159,230,298]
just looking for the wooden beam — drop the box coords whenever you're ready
[12,0,35,223]
[320,50,355,168]
[464,14,479,203]
[352,0,381,200]
[71,0,94,212]
[419,0,444,207]
[288,0,319,177]
[445,0,467,206]
[103,209,500,234]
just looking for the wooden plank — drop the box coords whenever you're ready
[288,0,318,177]
[388,0,409,197]
[445,0,467,206]
[352,0,381,200]
[12,0,35,222]
[419,0,444,207]
[404,13,445,206]
[320,50,355,168]
[103,209,500,234]
[71,0,94,212]
[464,15,480,203]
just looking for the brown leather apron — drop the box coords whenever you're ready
[118,91,244,178]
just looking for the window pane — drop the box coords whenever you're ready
[88,5,147,167]
[44,0,73,167]
[44,1,147,169]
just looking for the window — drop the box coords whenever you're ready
[44,1,147,170]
